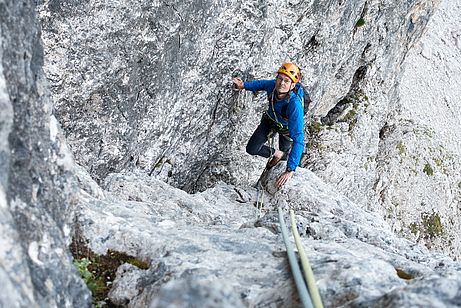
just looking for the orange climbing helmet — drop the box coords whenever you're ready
[277,63,301,83]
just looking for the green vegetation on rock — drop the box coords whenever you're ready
[396,141,406,156]
[395,268,413,280]
[408,222,418,235]
[355,18,366,27]
[71,235,149,304]
[308,121,323,134]
[343,103,358,131]
[421,212,444,239]
[423,163,434,176]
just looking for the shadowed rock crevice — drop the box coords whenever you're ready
[70,232,151,305]
[321,65,368,127]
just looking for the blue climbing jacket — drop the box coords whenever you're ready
[244,79,305,171]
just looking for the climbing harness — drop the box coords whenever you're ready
[267,90,288,132]
[278,207,314,308]
[290,210,324,308]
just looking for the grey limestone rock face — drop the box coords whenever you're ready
[38,0,461,259]
[305,0,461,258]
[0,0,90,306]
[37,0,440,193]
[77,168,461,307]
[0,0,456,306]
[376,0,461,258]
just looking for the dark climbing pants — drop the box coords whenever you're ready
[246,114,292,160]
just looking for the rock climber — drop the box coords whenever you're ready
[232,63,305,188]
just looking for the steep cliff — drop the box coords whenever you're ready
[2,0,461,306]
[38,0,461,259]
[379,0,461,257]
[37,0,439,191]
[0,0,90,306]
[303,0,461,258]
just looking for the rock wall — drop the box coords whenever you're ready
[77,167,461,307]
[37,0,461,260]
[375,0,461,257]
[0,0,90,306]
[308,0,461,257]
[37,0,440,193]
[2,0,461,305]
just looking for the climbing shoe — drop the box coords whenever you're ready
[266,154,282,169]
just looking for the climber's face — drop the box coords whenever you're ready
[275,73,295,94]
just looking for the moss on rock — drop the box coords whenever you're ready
[70,235,149,304]
[423,163,434,176]
[421,212,444,239]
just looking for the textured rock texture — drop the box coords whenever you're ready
[38,0,440,192]
[76,166,461,307]
[377,0,461,257]
[306,0,461,258]
[39,0,461,258]
[0,0,90,306]
[0,0,457,306]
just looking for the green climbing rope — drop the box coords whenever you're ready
[289,209,324,308]
[278,207,314,308]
